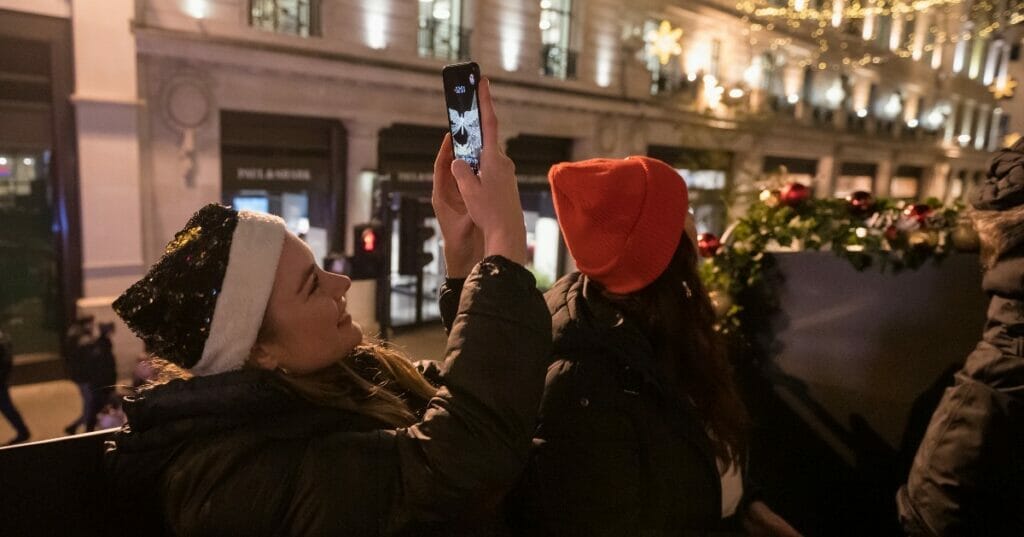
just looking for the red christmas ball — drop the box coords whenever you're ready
[697,233,721,258]
[847,191,875,217]
[780,182,811,207]
[903,204,934,224]
[884,225,900,242]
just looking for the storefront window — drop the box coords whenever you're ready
[835,162,877,198]
[763,156,817,187]
[521,191,561,290]
[890,165,923,200]
[0,150,60,356]
[650,146,732,236]
[540,0,575,79]
[250,0,319,37]
[418,0,470,61]
[506,135,572,290]
[221,111,343,273]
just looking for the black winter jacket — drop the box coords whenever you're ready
[896,256,1024,536]
[501,273,747,536]
[106,257,551,536]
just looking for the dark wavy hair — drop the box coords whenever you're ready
[601,231,750,466]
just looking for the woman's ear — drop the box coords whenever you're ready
[248,341,279,371]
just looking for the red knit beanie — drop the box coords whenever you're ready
[548,156,689,294]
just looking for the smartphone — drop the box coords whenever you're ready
[442,62,483,172]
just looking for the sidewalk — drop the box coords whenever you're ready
[390,322,449,361]
[0,380,82,444]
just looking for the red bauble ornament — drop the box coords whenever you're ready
[884,225,901,242]
[697,233,721,258]
[903,204,934,224]
[847,191,875,217]
[780,182,811,207]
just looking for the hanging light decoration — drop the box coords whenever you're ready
[735,0,1021,75]
[989,77,1018,100]
[645,20,684,66]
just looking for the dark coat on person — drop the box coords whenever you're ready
[106,257,551,536]
[896,266,1024,536]
[897,140,1024,536]
[0,333,12,385]
[497,272,748,536]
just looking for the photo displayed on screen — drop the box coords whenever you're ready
[444,66,482,171]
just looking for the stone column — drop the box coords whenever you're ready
[72,0,145,376]
[343,119,386,337]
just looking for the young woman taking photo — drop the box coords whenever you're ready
[107,78,551,536]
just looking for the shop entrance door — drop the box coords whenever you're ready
[378,182,443,331]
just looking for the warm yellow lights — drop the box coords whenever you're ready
[989,77,1017,100]
[645,20,684,66]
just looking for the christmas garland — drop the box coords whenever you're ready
[697,182,980,340]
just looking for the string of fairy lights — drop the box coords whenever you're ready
[733,0,1024,72]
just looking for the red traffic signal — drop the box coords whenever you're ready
[360,226,378,253]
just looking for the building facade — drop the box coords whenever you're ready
[0,0,1018,371]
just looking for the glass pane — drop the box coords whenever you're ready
[890,177,920,199]
[834,175,873,198]
[0,150,60,356]
[250,0,313,37]
[419,0,465,60]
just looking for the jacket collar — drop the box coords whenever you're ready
[548,273,658,385]
[547,273,721,468]
[114,369,384,454]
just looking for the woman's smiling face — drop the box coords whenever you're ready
[250,233,363,375]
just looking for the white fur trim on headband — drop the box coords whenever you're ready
[191,210,287,375]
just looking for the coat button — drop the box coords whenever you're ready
[579,397,590,408]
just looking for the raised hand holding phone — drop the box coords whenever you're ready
[432,133,485,278]
[448,77,527,266]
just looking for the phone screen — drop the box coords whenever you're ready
[442,62,483,172]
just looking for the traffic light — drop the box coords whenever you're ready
[398,197,436,276]
[349,221,385,280]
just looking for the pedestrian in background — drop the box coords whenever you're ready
[506,156,801,536]
[0,327,31,445]
[64,315,116,434]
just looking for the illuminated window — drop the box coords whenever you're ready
[969,36,988,80]
[925,26,941,69]
[419,0,470,61]
[835,162,876,199]
[890,166,923,200]
[250,0,319,37]
[540,0,575,79]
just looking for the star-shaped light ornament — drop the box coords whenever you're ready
[990,77,1018,100]
[646,20,683,66]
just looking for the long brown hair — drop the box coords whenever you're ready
[141,339,438,428]
[601,232,750,466]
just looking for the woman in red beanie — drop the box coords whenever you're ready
[503,156,800,536]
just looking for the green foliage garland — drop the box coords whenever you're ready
[699,191,967,340]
